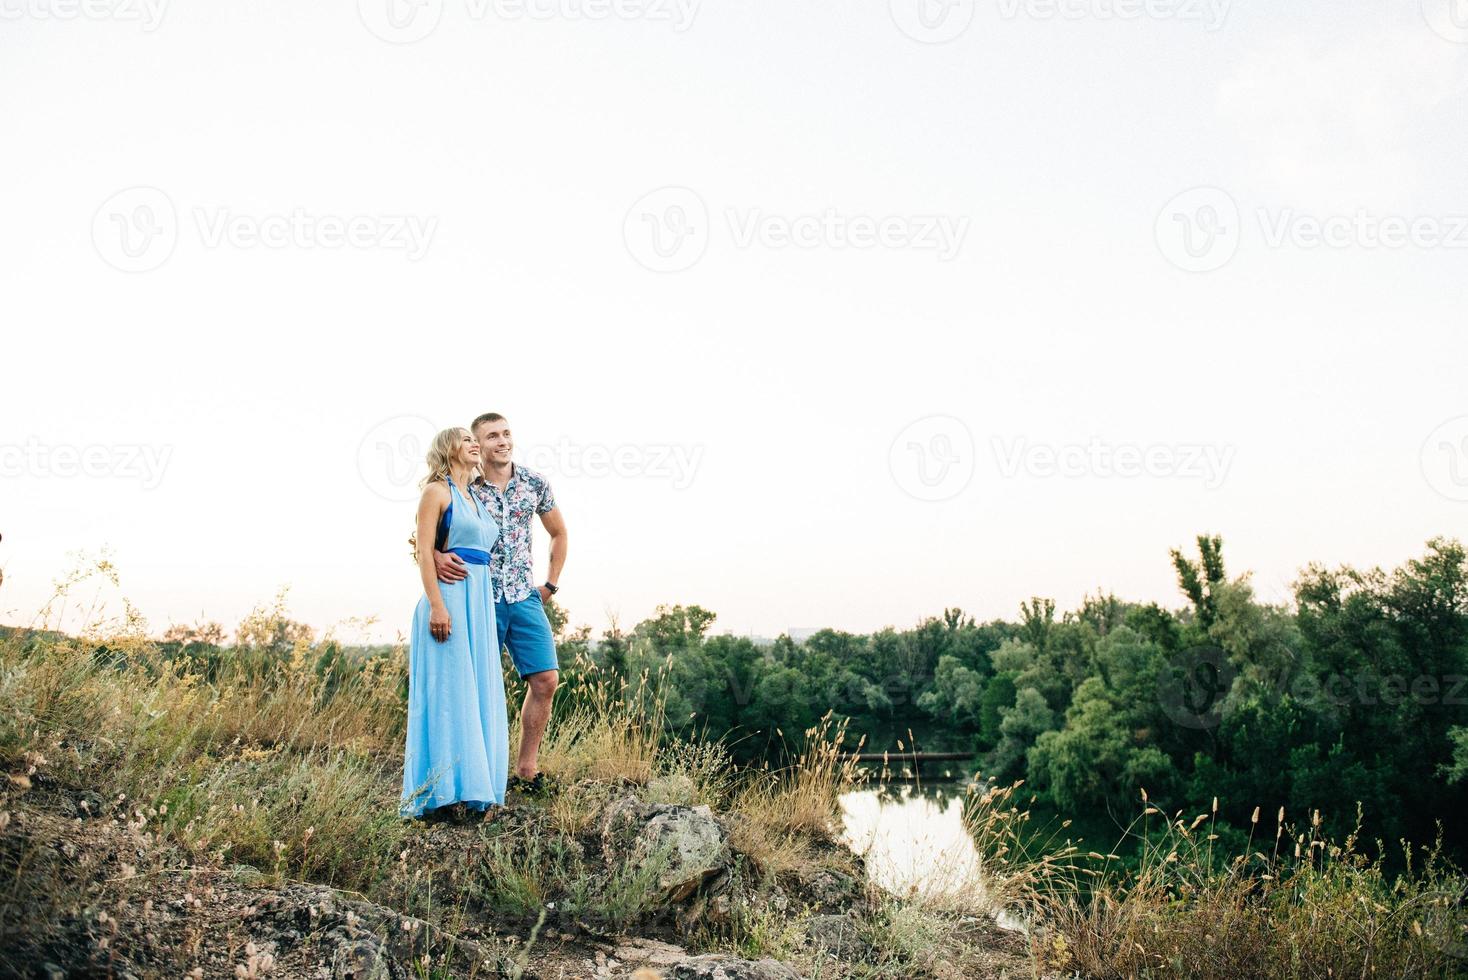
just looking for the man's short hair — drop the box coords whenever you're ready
[472,412,506,435]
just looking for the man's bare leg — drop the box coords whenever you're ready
[515,670,558,780]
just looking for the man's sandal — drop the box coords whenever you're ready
[508,771,558,797]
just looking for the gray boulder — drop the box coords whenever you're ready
[800,868,860,910]
[331,937,390,980]
[667,954,805,979]
[600,794,732,902]
[805,913,861,955]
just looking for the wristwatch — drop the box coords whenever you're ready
[543,581,559,595]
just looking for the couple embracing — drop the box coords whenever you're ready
[400,413,568,821]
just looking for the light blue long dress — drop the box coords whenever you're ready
[400,477,508,818]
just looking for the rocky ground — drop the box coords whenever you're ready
[1,777,1033,980]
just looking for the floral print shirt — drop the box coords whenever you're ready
[471,463,557,603]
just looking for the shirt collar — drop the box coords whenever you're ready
[473,461,518,492]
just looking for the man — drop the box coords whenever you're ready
[434,412,567,797]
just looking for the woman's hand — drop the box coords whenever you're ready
[416,482,454,640]
[429,604,451,643]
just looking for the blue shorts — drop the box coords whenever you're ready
[495,591,559,679]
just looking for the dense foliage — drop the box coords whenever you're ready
[558,536,1468,868]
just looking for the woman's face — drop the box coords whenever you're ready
[453,430,481,467]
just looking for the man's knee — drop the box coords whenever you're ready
[527,669,558,699]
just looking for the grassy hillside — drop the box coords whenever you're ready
[0,584,1025,979]
[0,568,1464,978]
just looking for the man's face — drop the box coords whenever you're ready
[475,420,513,466]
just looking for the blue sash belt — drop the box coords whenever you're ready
[449,547,491,565]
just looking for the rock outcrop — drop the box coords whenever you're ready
[599,793,733,903]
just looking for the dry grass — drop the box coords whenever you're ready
[527,648,666,788]
[964,782,1468,979]
[722,712,869,882]
[733,712,867,839]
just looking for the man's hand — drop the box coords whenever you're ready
[434,550,468,584]
[537,585,553,603]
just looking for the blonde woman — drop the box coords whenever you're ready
[400,427,508,820]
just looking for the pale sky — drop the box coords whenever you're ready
[2,2,1466,643]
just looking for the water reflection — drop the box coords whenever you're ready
[837,780,984,897]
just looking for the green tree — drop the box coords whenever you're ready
[917,654,986,727]
[1171,533,1227,629]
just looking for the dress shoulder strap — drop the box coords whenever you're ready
[434,475,454,551]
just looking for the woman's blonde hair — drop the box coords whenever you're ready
[419,426,473,490]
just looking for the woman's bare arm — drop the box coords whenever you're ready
[416,482,453,640]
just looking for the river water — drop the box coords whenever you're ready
[836,779,1030,935]
[837,780,985,897]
